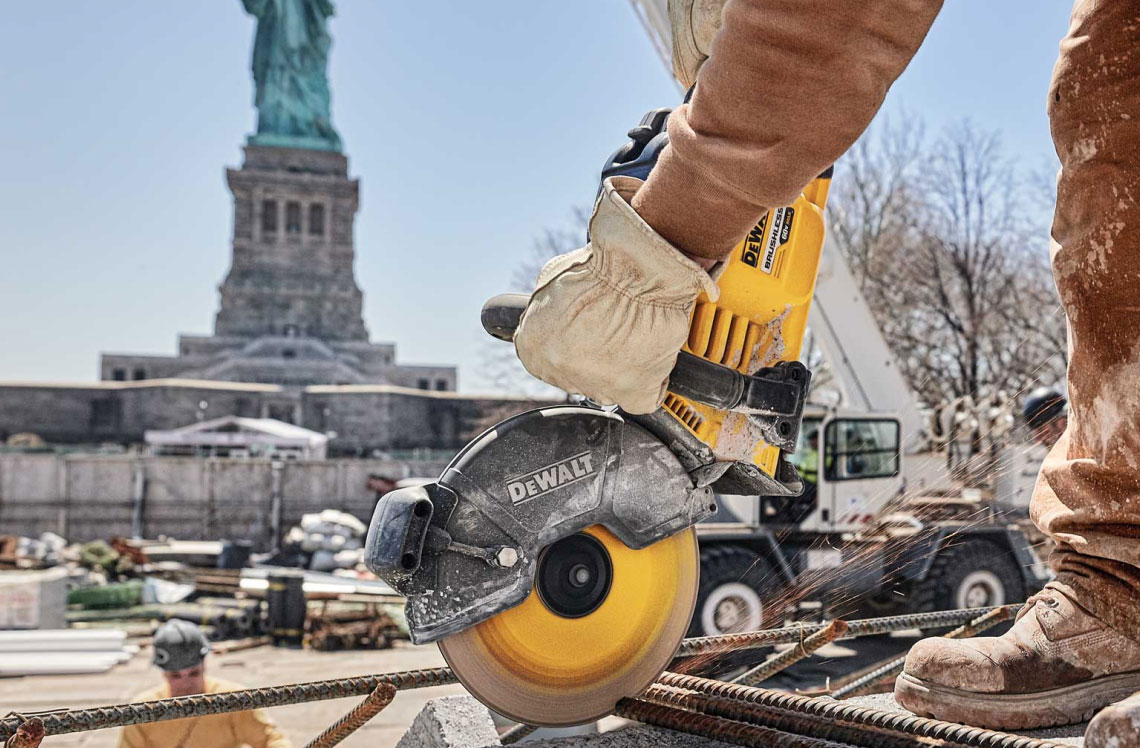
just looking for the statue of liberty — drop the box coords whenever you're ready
[241,0,343,152]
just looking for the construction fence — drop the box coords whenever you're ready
[0,454,450,548]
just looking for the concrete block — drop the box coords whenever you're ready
[526,726,736,748]
[396,695,501,748]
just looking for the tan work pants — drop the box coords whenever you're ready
[1033,0,1140,643]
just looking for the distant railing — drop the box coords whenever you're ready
[375,449,458,461]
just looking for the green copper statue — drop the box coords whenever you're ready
[242,0,343,152]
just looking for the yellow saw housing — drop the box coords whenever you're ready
[663,175,831,475]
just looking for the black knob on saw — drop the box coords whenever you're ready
[481,294,529,342]
[477,292,807,429]
[480,292,751,407]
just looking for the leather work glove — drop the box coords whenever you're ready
[669,0,727,88]
[514,176,719,415]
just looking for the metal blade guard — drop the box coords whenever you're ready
[364,405,716,644]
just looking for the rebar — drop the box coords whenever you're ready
[949,605,1017,638]
[641,684,925,748]
[0,667,456,741]
[658,672,1070,748]
[733,619,848,686]
[302,684,397,748]
[616,698,843,748]
[831,605,1015,699]
[499,723,540,744]
[3,718,44,748]
[827,656,904,700]
[676,605,1022,657]
[0,604,1039,748]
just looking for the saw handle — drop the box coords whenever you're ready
[480,294,807,420]
[480,293,529,342]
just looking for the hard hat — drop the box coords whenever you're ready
[153,619,211,672]
[1023,387,1066,428]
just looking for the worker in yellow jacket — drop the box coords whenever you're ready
[117,620,291,748]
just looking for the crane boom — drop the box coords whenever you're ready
[627,0,673,72]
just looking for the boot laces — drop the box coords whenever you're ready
[1015,590,1058,621]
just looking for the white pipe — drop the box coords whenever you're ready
[0,629,127,652]
[0,651,129,677]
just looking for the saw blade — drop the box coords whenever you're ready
[439,525,699,726]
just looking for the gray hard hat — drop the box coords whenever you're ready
[153,620,210,672]
[1023,387,1067,429]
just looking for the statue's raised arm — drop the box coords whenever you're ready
[241,0,342,152]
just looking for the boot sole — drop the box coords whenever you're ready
[895,670,1140,730]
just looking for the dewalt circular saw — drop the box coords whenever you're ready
[364,106,831,725]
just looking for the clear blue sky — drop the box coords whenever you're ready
[0,2,1071,391]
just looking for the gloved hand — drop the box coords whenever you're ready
[514,176,719,414]
[669,0,727,88]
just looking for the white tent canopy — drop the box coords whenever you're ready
[145,416,328,459]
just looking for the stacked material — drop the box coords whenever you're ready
[127,539,225,567]
[308,602,405,651]
[282,510,368,572]
[0,567,68,629]
[66,601,264,641]
[10,533,68,568]
[238,568,399,599]
[0,629,135,676]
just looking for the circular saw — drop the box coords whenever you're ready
[363,105,827,725]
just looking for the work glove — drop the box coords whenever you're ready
[514,176,719,415]
[669,0,727,88]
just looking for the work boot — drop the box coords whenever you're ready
[894,589,1140,730]
[1085,691,1140,748]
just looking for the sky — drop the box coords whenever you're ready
[0,2,1072,392]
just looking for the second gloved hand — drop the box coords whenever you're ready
[514,176,718,415]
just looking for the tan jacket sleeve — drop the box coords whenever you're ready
[232,707,292,748]
[632,0,944,260]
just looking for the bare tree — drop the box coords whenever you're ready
[476,210,588,396]
[829,112,926,290]
[814,113,926,404]
[828,117,1066,418]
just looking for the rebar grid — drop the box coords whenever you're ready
[0,605,1041,748]
[676,604,1022,657]
[732,619,848,686]
[830,605,1016,699]
[642,684,924,748]
[301,684,397,748]
[657,672,1070,748]
[616,698,844,748]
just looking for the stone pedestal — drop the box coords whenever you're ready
[99,143,457,390]
[216,145,368,342]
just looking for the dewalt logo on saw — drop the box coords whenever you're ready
[505,452,596,505]
[742,207,795,273]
